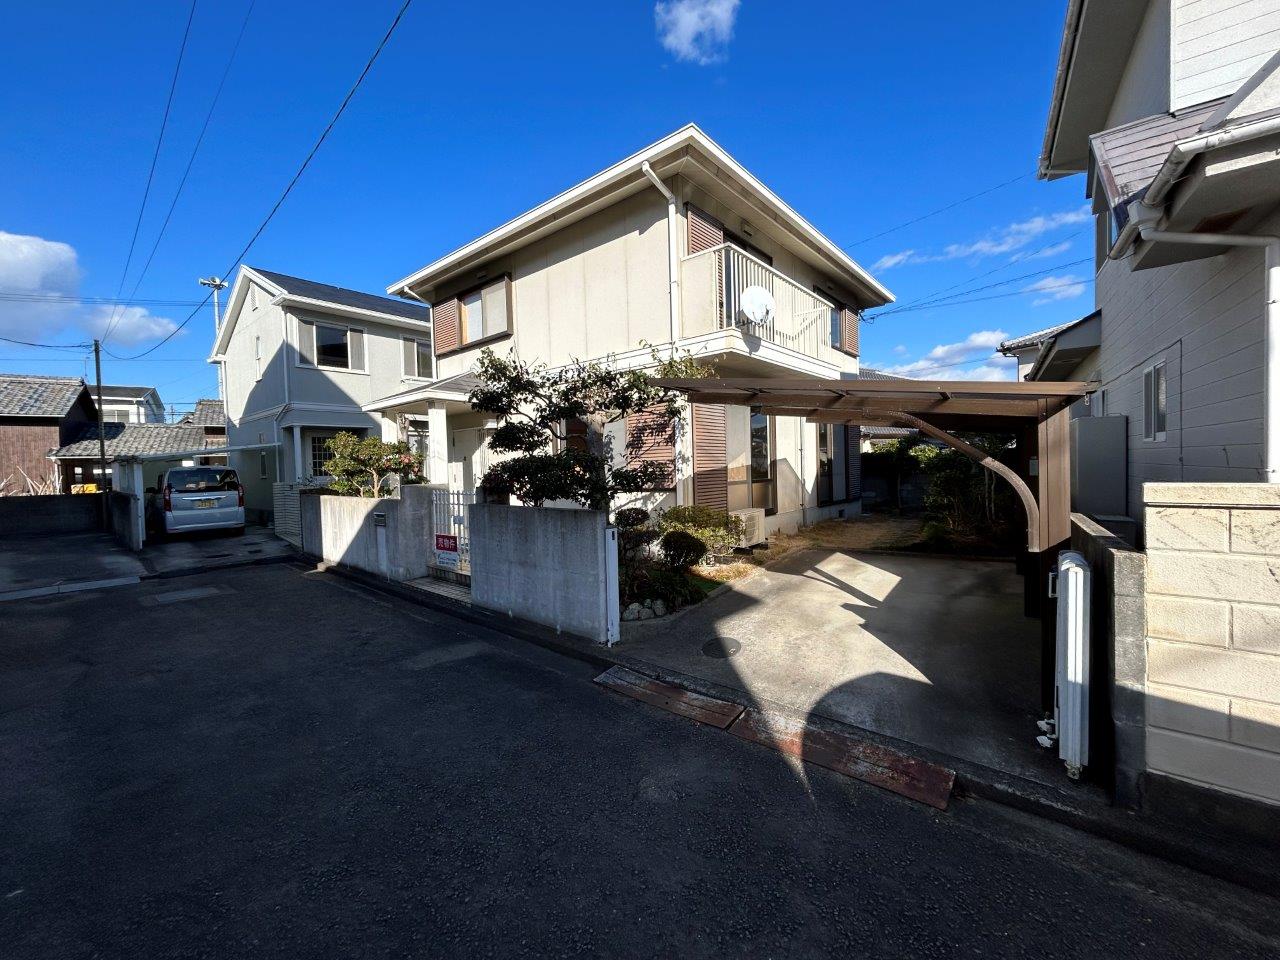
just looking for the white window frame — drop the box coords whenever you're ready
[295,317,368,374]
[1143,362,1167,442]
[402,334,434,381]
[259,450,269,480]
[254,335,262,381]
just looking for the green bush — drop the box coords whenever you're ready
[655,505,744,560]
[614,507,650,530]
[621,557,703,609]
[660,529,707,569]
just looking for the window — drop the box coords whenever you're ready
[402,335,433,380]
[254,335,262,380]
[310,435,335,477]
[1143,362,1167,441]
[166,467,239,492]
[298,319,365,372]
[817,423,835,505]
[460,278,511,345]
[749,409,775,513]
[259,450,269,480]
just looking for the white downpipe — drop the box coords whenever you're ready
[1137,227,1280,482]
[641,161,681,351]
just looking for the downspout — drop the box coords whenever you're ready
[1133,226,1280,482]
[641,161,681,352]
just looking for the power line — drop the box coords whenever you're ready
[873,277,1093,317]
[845,173,1031,249]
[110,0,415,362]
[872,257,1092,317]
[0,292,204,307]
[102,0,198,347]
[0,335,93,350]
[118,1,256,319]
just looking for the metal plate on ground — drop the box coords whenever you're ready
[595,666,745,729]
[144,586,224,606]
[728,708,956,810]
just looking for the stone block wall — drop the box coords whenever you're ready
[1143,483,1280,806]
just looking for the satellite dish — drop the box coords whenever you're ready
[737,285,775,328]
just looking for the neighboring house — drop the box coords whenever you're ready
[208,266,433,514]
[97,384,165,424]
[366,124,891,535]
[50,422,207,490]
[179,398,228,464]
[1040,0,1280,525]
[855,368,919,451]
[0,374,98,493]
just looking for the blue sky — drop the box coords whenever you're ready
[0,0,1088,415]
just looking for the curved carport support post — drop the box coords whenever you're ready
[887,412,1041,553]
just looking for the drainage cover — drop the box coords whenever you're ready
[701,636,742,659]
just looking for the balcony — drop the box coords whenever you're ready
[680,244,840,369]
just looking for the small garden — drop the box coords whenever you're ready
[615,504,745,619]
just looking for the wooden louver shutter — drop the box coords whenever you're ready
[692,403,728,510]
[846,425,861,500]
[841,308,859,356]
[433,298,461,355]
[625,405,676,489]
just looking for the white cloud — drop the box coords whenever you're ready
[892,344,909,356]
[877,329,1016,381]
[872,249,915,271]
[655,0,740,64]
[1011,239,1072,262]
[86,304,180,346]
[0,230,82,337]
[1025,274,1086,305]
[868,206,1090,270]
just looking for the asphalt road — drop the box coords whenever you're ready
[2,562,1277,959]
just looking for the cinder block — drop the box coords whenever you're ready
[1233,603,1280,656]
[1148,640,1280,706]
[1232,698,1280,753]
[1230,509,1280,556]
[1146,595,1229,646]
[1145,483,1280,508]
[1146,506,1230,551]
[1147,550,1280,605]
[1146,682,1230,740]
[1147,727,1280,804]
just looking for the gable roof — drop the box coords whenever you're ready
[52,422,207,459]
[387,124,893,308]
[250,268,430,322]
[0,374,90,418]
[180,399,225,427]
[362,369,485,412]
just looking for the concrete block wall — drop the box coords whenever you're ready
[1143,483,1280,807]
[469,503,617,644]
[0,493,104,537]
[299,484,436,582]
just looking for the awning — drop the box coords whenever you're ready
[655,376,1094,553]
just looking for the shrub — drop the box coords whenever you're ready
[655,505,745,560]
[660,529,708,568]
[614,507,650,530]
[621,557,703,609]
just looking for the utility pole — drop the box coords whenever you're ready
[93,339,107,521]
[200,276,229,403]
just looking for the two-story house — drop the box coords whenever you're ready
[98,384,165,424]
[364,124,892,536]
[1032,0,1280,528]
[208,267,432,515]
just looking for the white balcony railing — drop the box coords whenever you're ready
[680,244,837,363]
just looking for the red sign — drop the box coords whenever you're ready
[435,534,458,553]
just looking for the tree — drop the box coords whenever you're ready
[323,432,424,498]
[468,346,712,512]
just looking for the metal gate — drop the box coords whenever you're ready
[431,489,475,576]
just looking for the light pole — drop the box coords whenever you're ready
[200,276,230,403]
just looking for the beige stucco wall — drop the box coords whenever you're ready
[432,190,671,380]
[1142,482,1280,806]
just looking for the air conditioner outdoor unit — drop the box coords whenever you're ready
[729,508,766,549]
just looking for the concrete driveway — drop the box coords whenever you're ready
[619,549,1057,784]
[0,525,292,599]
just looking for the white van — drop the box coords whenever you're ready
[149,466,245,536]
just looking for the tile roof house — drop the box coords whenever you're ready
[0,374,98,494]
[51,422,209,490]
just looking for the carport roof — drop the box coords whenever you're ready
[654,377,1091,432]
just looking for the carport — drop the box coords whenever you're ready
[109,443,278,550]
[651,376,1091,778]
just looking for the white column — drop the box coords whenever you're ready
[292,426,305,482]
[427,404,449,486]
